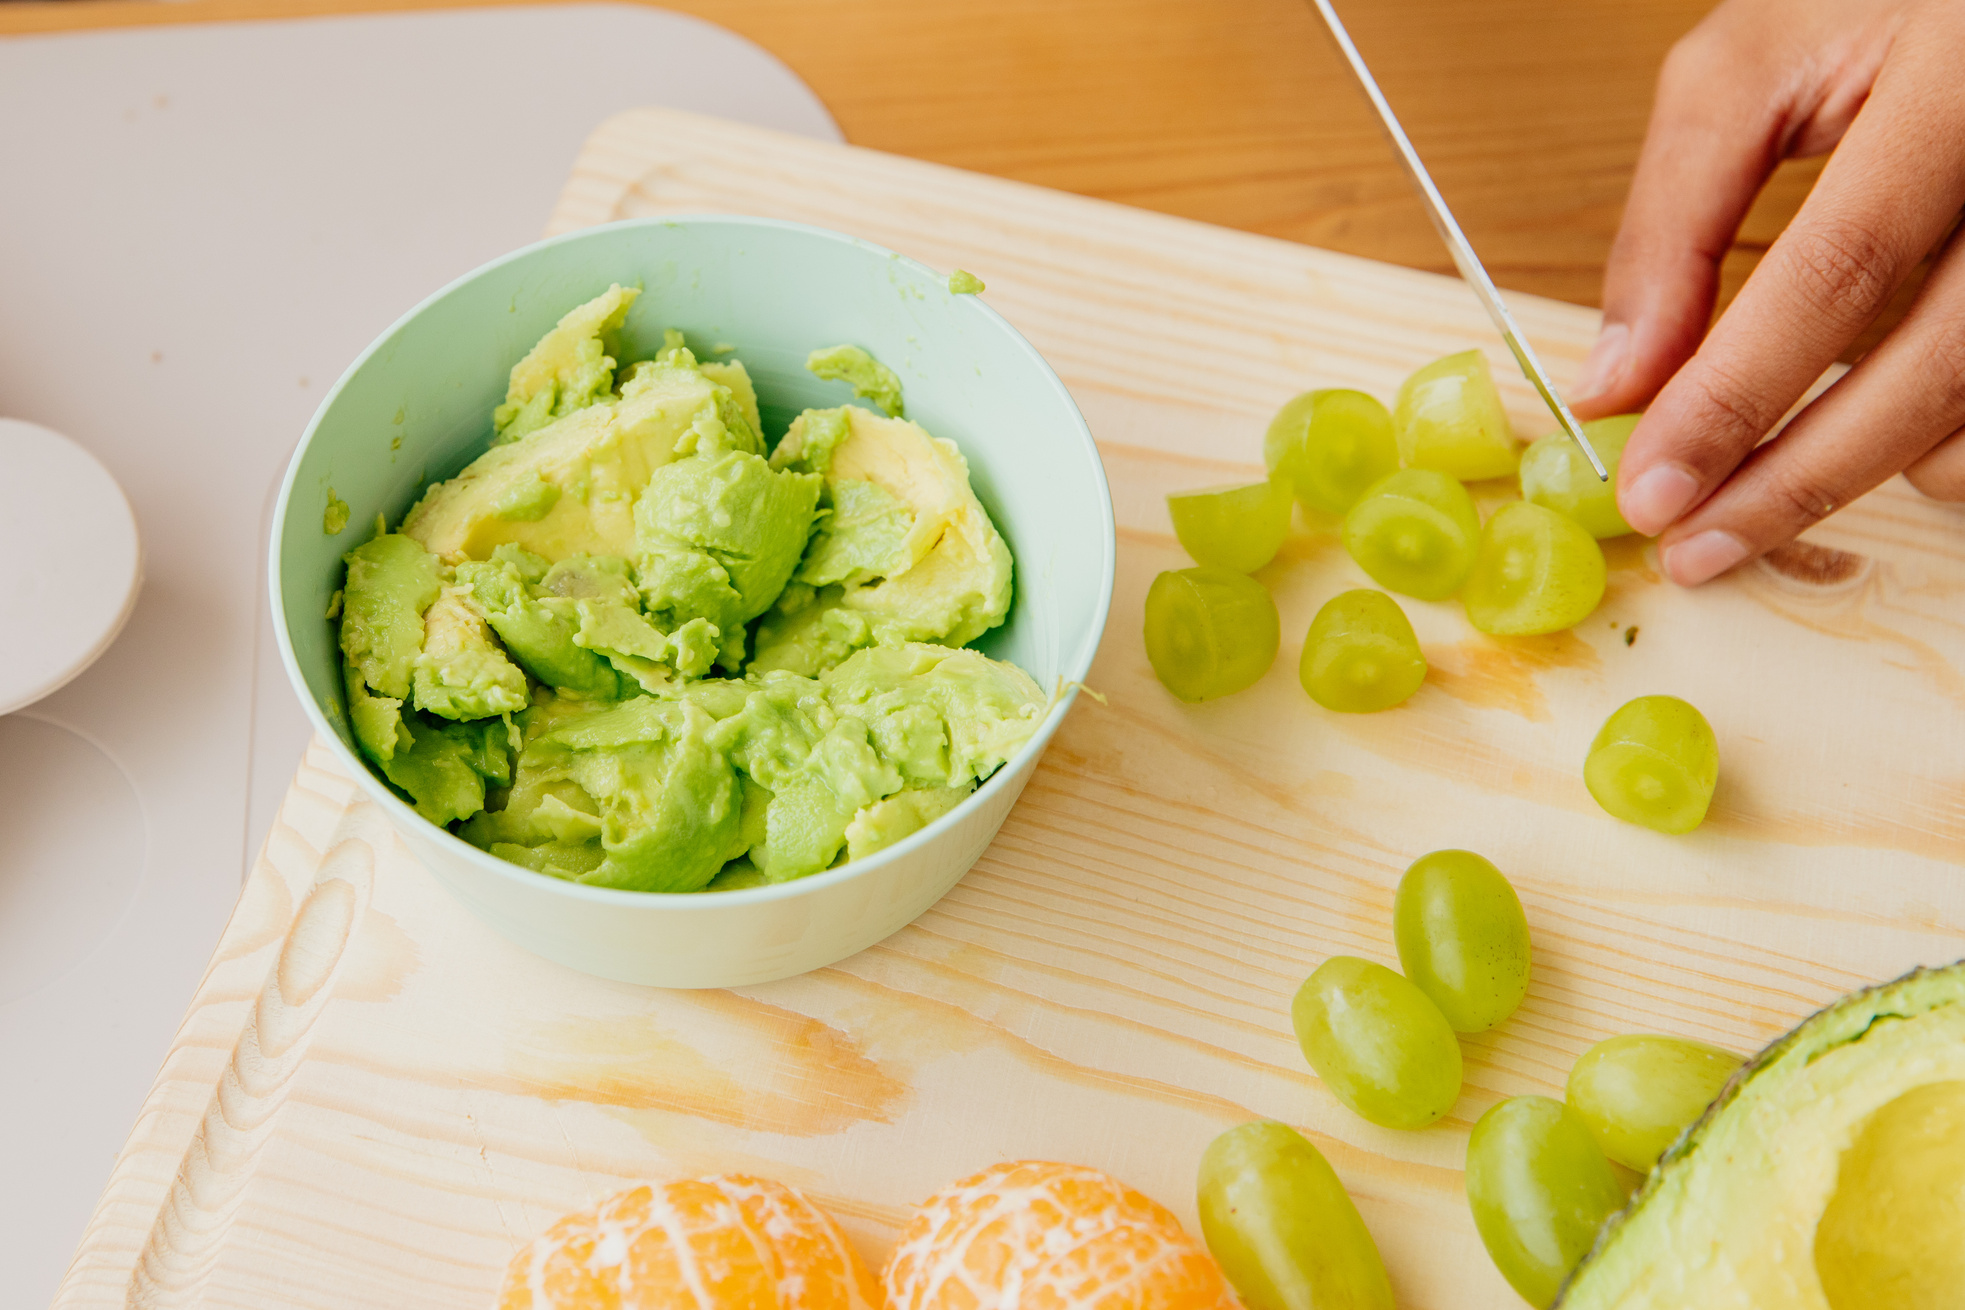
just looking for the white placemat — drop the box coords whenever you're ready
[0,8,836,1300]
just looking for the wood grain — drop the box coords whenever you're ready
[6,0,1835,324]
[58,110,1965,1310]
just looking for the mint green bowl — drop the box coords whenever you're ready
[271,216,1113,988]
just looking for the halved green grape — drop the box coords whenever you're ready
[1144,567,1280,702]
[1299,589,1427,713]
[1566,1033,1742,1172]
[1466,1096,1628,1309]
[1263,389,1401,515]
[1342,469,1481,600]
[1291,956,1462,1130]
[1394,349,1520,480]
[1519,414,1642,538]
[1167,478,1293,572]
[1198,1121,1396,1310]
[1461,500,1607,635]
[1584,694,1719,833]
[1393,849,1531,1033]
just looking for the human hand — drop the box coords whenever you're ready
[1568,0,1965,585]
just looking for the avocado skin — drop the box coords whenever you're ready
[1554,959,1965,1308]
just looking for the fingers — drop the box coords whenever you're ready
[1904,424,1965,500]
[1616,5,1965,546]
[1569,14,1792,418]
[1652,218,1965,584]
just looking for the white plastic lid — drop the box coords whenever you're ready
[0,419,144,715]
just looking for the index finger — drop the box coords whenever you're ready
[1616,10,1965,537]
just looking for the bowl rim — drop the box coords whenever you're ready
[270,212,1115,911]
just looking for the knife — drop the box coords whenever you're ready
[1305,0,1609,480]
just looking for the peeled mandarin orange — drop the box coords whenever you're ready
[884,1160,1239,1310]
[497,1174,880,1310]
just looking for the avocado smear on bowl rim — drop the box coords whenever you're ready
[335,285,1048,894]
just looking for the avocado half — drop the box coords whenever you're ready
[1555,959,1965,1309]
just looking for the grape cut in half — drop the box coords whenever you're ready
[1263,389,1401,515]
[1299,589,1427,713]
[1461,500,1607,635]
[1584,694,1719,833]
[1167,478,1293,573]
[1394,350,1520,480]
[1342,469,1482,601]
[1519,414,1642,538]
[1144,567,1280,702]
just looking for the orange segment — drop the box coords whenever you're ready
[884,1161,1240,1310]
[497,1174,880,1310]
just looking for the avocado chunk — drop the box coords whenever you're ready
[1556,960,1965,1309]
[461,695,744,893]
[806,343,904,417]
[843,783,973,861]
[340,532,443,700]
[403,351,763,565]
[411,587,529,720]
[493,284,637,444]
[378,713,511,826]
[753,407,1013,675]
[633,449,823,670]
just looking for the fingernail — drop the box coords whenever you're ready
[1621,463,1701,536]
[1662,530,1751,586]
[1572,322,1630,401]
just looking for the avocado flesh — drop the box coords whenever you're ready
[1557,961,1965,1310]
[753,406,1013,676]
[492,283,637,444]
[402,355,763,564]
[338,303,1044,891]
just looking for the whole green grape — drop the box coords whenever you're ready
[1584,694,1719,833]
[1263,389,1401,515]
[1566,1033,1742,1172]
[1461,501,1607,635]
[1519,414,1642,538]
[1342,469,1482,600]
[1198,1121,1396,1310]
[1167,478,1294,573]
[1291,956,1462,1130]
[1393,849,1531,1032]
[1393,349,1520,480]
[1299,589,1427,713]
[1465,1096,1628,1309]
[1144,567,1280,702]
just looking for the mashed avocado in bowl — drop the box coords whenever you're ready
[273,218,1112,987]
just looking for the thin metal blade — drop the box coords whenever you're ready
[1304,0,1608,481]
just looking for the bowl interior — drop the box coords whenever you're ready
[275,216,1112,799]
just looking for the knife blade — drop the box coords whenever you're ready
[1305,0,1609,480]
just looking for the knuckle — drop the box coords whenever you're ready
[1763,461,1846,525]
[1680,355,1785,454]
[1775,218,1900,324]
[1904,456,1965,501]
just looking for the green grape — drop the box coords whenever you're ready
[1519,414,1642,538]
[1584,694,1719,834]
[1144,567,1280,702]
[1393,849,1531,1032]
[1461,501,1607,635]
[1342,469,1482,600]
[1465,1096,1628,1309]
[1566,1033,1742,1172]
[1291,956,1462,1130]
[1168,478,1293,573]
[1394,350,1520,480]
[1197,1121,1396,1310]
[1263,389,1401,515]
[1299,589,1427,713]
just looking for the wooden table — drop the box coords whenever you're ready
[5,0,1839,334]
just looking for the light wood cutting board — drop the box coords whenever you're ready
[59,109,1965,1310]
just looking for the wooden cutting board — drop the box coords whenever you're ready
[59,108,1965,1310]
